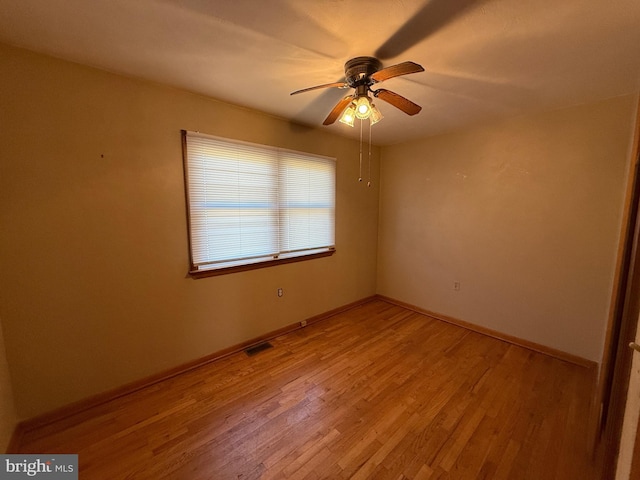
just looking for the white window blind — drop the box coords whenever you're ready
[183,131,335,273]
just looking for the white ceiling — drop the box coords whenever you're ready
[1,0,639,145]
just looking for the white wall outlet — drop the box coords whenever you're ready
[277,288,283,297]
[454,281,461,291]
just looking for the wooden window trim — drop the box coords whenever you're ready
[188,248,335,278]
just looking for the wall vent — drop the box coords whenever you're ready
[245,342,274,357]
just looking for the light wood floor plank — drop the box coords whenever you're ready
[13,299,600,479]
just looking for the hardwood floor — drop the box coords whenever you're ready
[14,299,601,479]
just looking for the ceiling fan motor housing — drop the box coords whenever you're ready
[345,57,382,87]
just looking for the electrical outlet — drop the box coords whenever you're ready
[277,288,283,297]
[454,281,460,291]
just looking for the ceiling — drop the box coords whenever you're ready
[1,0,639,145]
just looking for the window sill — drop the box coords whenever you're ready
[188,249,336,278]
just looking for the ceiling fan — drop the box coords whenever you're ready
[290,56,424,126]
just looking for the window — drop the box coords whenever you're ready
[182,131,336,276]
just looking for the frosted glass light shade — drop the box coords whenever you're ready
[370,104,383,125]
[354,96,371,119]
[339,105,356,127]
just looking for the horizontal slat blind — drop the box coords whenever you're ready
[279,152,335,254]
[183,131,335,272]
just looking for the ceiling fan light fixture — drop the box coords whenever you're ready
[291,57,424,127]
[339,105,356,127]
[354,96,372,119]
[370,104,383,125]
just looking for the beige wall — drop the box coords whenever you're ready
[377,95,638,362]
[0,317,17,452]
[0,44,380,419]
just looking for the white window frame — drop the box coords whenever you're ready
[182,130,336,277]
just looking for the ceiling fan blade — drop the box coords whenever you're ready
[290,82,349,95]
[374,0,490,60]
[373,89,422,116]
[370,61,424,83]
[323,96,354,125]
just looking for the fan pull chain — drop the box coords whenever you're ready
[368,119,372,187]
[358,119,363,182]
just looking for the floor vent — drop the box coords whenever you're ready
[245,341,274,357]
